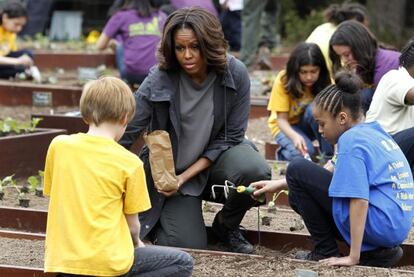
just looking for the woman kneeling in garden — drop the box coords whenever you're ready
[251,71,414,267]
[120,7,270,253]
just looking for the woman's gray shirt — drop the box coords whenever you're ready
[119,55,251,237]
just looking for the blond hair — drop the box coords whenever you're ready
[80,77,135,126]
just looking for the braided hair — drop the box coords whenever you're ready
[400,38,414,69]
[314,71,363,120]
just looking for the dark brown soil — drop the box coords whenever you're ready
[1,237,414,276]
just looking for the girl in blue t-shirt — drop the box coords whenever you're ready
[251,71,414,268]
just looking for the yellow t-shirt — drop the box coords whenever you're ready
[0,26,17,56]
[44,133,151,276]
[306,22,337,78]
[267,70,314,137]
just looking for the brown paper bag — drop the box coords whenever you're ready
[144,130,178,191]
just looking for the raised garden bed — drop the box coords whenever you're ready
[32,50,288,71]
[0,81,82,107]
[1,233,414,277]
[34,50,116,70]
[0,128,66,177]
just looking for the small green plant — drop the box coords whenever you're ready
[267,190,289,213]
[315,152,328,167]
[27,172,44,197]
[0,117,42,136]
[18,192,30,208]
[27,175,39,191]
[0,174,15,200]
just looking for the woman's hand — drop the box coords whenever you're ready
[291,133,308,156]
[250,179,288,197]
[320,255,359,266]
[157,174,185,197]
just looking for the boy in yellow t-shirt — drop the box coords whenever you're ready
[44,77,193,277]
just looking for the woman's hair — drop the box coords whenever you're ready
[80,77,136,126]
[157,7,228,74]
[400,37,414,69]
[329,20,377,84]
[314,71,363,120]
[0,1,27,23]
[122,0,158,18]
[325,2,368,25]
[283,42,331,99]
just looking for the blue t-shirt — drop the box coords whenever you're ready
[329,122,414,251]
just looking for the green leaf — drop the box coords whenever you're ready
[27,176,39,191]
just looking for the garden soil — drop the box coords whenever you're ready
[1,236,414,276]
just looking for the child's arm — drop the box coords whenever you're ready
[125,213,145,248]
[321,198,368,266]
[277,112,308,155]
[0,55,33,66]
[250,178,288,196]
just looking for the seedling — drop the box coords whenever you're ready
[0,174,15,200]
[18,192,30,208]
[28,175,43,197]
[12,178,30,207]
[267,190,289,213]
[0,117,42,136]
[315,152,328,167]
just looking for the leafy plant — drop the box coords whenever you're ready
[0,117,42,136]
[267,190,289,213]
[0,174,15,199]
[315,152,328,167]
[27,175,39,192]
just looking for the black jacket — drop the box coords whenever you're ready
[120,55,251,237]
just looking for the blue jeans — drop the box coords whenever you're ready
[275,104,333,161]
[125,246,193,277]
[57,245,193,277]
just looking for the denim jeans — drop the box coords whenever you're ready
[286,158,344,257]
[125,246,193,277]
[275,104,333,161]
[57,245,193,277]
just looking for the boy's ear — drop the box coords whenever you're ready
[120,115,129,126]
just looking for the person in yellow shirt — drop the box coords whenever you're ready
[44,77,193,277]
[0,2,35,79]
[268,42,333,161]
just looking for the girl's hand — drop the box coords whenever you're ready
[292,133,308,155]
[16,55,34,67]
[323,159,334,172]
[320,255,359,266]
[250,179,287,196]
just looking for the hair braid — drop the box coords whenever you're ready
[314,71,363,120]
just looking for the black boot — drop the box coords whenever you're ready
[359,246,403,268]
[212,214,254,254]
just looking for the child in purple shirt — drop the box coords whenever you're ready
[97,0,166,85]
[329,20,400,113]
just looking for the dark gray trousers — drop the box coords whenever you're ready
[154,143,271,249]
